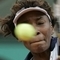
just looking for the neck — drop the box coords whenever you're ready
[32,49,50,60]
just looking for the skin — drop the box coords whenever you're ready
[57,56,60,60]
[16,11,54,60]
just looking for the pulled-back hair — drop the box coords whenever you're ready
[0,0,56,36]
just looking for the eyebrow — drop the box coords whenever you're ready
[35,15,45,21]
[35,15,51,21]
[36,16,42,20]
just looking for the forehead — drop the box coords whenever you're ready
[17,11,49,24]
[21,10,45,17]
[18,11,46,19]
[17,11,45,23]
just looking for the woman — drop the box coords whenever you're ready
[0,0,60,60]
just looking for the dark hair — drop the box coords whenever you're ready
[0,0,56,36]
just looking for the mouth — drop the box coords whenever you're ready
[30,40,45,44]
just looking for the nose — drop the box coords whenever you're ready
[32,23,40,35]
[36,31,40,35]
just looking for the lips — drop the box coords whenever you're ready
[30,40,45,44]
[30,35,45,44]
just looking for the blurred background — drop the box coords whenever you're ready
[0,0,59,60]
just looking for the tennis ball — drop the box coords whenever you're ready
[14,23,36,41]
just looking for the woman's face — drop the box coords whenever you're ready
[17,11,53,53]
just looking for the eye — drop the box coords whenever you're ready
[22,21,28,23]
[36,16,44,25]
[17,20,28,24]
[37,22,44,25]
[36,17,44,25]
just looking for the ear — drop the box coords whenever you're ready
[50,22,54,35]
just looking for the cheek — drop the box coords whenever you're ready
[41,25,52,44]
[39,26,52,51]
[23,42,31,50]
[45,27,52,37]
[41,25,52,38]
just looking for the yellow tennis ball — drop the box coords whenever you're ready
[14,23,36,41]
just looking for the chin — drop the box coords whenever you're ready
[31,48,46,54]
[31,45,49,54]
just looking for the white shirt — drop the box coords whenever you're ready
[50,40,59,60]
